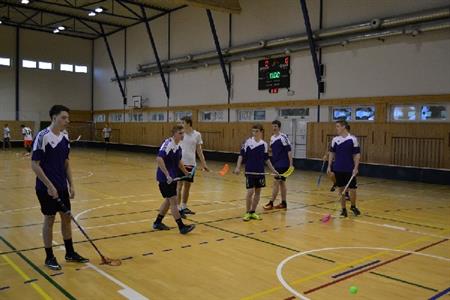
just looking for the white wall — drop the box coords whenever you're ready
[0,26,16,120]
[93,0,450,111]
[0,27,92,121]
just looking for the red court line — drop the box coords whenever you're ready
[303,238,448,295]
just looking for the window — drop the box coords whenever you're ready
[109,112,123,122]
[238,110,252,121]
[128,112,144,122]
[238,109,267,121]
[254,110,266,121]
[355,106,375,121]
[200,110,225,122]
[279,108,310,118]
[421,105,448,121]
[392,105,416,121]
[38,61,52,70]
[0,57,11,67]
[22,60,37,69]
[174,111,192,121]
[75,65,88,73]
[149,112,166,122]
[60,63,73,72]
[94,114,106,123]
[332,107,352,121]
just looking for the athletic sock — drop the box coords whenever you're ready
[175,218,185,229]
[180,203,187,210]
[45,247,54,259]
[64,239,75,256]
[249,210,255,214]
[154,214,164,224]
[281,200,287,205]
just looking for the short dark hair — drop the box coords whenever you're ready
[252,123,264,132]
[272,120,281,128]
[172,124,184,135]
[49,105,70,119]
[180,116,192,127]
[21,124,25,128]
[336,119,350,131]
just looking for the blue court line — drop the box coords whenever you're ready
[429,287,450,300]
[331,260,381,278]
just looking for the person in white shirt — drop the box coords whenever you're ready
[3,124,11,150]
[102,124,112,143]
[177,116,209,218]
[21,124,33,155]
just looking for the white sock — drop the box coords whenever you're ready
[181,203,187,210]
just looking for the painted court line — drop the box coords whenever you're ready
[429,287,450,300]
[331,260,380,278]
[276,243,450,300]
[86,263,149,300]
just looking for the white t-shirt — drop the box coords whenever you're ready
[102,127,112,138]
[3,127,10,139]
[180,130,203,166]
[22,127,33,141]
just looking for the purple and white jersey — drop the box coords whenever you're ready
[240,137,269,174]
[330,134,360,172]
[156,138,182,182]
[32,128,70,191]
[270,133,292,169]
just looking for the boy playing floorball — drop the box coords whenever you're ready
[234,124,278,221]
[263,120,293,210]
[153,125,196,234]
[327,120,361,217]
[31,105,88,270]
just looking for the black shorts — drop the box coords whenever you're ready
[334,172,357,189]
[36,189,70,216]
[177,165,195,183]
[246,176,266,189]
[104,137,110,143]
[158,182,177,198]
[3,137,10,143]
[274,167,289,181]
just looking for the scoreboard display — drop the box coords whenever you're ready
[258,56,290,90]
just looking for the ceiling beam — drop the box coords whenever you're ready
[118,0,168,12]
[1,20,96,39]
[181,0,241,14]
[2,2,126,27]
[32,0,141,21]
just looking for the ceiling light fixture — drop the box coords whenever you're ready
[58,25,65,30]
[53,28,60,33]
[88,11,96,17]
[21,0,30,4]
[94,7,103,13]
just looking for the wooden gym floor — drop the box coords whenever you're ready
[0,148,449,300]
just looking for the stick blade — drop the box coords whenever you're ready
[282,166,295,177]
[100,256,122,266]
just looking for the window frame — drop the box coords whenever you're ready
[60,63,74,72]
[22,59,37,69]
[38,61,53,70]
[0,57,11,67]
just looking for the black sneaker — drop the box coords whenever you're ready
[183,208,196,215]
[45,256,62,271]
[179,224,196,235]
[340,208,348,218]
[153,222,170,230]
[65,252,89,263]
[330,184,336,192]
[350,206,361,216]
[179,209,187,219]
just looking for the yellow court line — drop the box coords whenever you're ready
[1,255,53,300]
[241,228,450,300]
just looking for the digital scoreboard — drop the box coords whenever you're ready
[258,56,290,90]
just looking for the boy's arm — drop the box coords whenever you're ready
[234,156,243,174]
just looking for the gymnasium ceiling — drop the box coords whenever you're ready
[0,0,241,39]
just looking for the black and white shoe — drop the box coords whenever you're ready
[340,208,348,218]
[183,208,196,215]
[45,256,62,270]
[153,222,170,230]
[179,209,187,219]
[179,224,195,235]
[350,206,361,216]
[65,252,89,263]
[330,184,336,192]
